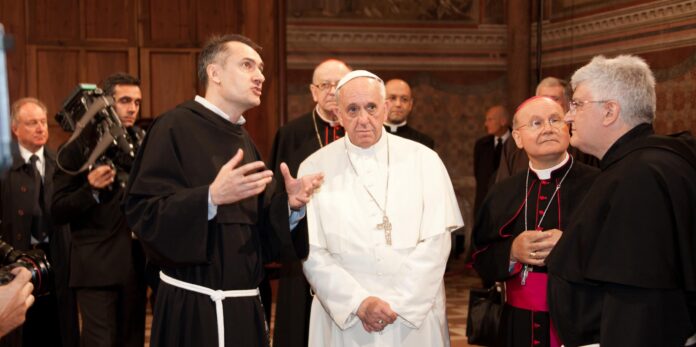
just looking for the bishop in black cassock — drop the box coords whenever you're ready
[472,96,599,347]
[269,109,344,347]
[270,58,351,347]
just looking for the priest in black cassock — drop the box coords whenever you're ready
[124,34,323,347]
[472,96,598,347]
[383,79,435,149]
[546,55,696,347]
[269,58,351,347]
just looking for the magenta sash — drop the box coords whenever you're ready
[505,272,561,347]
[506,272,548,311]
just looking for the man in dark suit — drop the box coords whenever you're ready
[52,74,145,347]
[473,105,510,217]
[0,97,79,347]
[383,79,435,149]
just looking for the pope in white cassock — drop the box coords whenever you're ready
[299,70,464,347]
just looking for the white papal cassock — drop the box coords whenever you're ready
[299,132,464,347]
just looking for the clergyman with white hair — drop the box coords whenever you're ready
[299,70,464,346]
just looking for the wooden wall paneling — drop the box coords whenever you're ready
[140,48,197,119]
[239,0,283,158]
[83,0,135,44]
[195,0,242,44]
[27,0,80,44]
[142,0,196,47]
[84,49,133,85]
[26,46,81,148]
[0,0,27,101]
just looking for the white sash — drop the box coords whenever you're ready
[159,271,260,347]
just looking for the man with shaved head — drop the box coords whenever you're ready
[383,79,435,149]
[473,96,598,347]
[269,58,351,347]
[300,70,463,346]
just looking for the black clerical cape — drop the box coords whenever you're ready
[473,158,598,347]
[546,124,696,347]
[124,100,294,347]
[268,110,343,347]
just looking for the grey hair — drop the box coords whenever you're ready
[570,55,656,126]
[536,77,571,101]
[335,76,386,105]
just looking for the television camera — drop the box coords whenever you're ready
[55,84,141,187]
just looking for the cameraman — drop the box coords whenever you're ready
[0,98,78,347]
[0,268,34,338]
[52,73,145,347]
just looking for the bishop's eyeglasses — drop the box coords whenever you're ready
[516,116,566,132]
[312,81,340,91]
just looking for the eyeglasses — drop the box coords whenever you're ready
[568,99,610,114]
[516,116,566,132]
[312,81,339,91]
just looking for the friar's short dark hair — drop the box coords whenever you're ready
[197,34,262,88]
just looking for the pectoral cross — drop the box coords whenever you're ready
[377,215,392,246]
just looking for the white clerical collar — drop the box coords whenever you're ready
[194,95,246,125]
[384,120,407,132]
[344,130,388,157]
[529,152,569,180]
[18,144,45,177]
[314,105,339,127]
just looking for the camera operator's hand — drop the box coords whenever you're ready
[88,165,116,189]
[210,149,273,206]
[0,268,35,338]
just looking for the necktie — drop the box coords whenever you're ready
[493,137,503,170]
[29,155,47,242]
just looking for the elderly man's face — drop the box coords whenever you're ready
[112,84,142,127]
[512,97,569,164]
[12,102,49,153]
[564,83,606,157]
[385,80,413,123]
[337,78,387,148]
[484,106,508,136]
[537,85,569,113]
[310,60,351,119]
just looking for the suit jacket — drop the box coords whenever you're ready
[0,143,79,347]
[384,123,435,149]
[473,135,498,216]
[495,136,529,184]
[52,133,134,288]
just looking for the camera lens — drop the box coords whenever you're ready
[0,240,52,296]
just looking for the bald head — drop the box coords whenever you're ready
[484,105,509,136]
[512,96,570,168]
[310,59,352,120]
[385,79,413,123]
